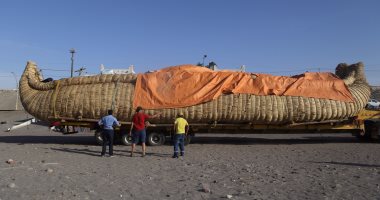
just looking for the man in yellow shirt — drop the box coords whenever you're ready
[173,113,189,158]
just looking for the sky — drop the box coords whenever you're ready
[0,0,379,89]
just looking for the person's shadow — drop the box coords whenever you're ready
[50,147,171,157]
[310,161,380,168]
[50,147,102,157]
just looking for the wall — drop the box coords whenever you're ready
[0,90,23,110]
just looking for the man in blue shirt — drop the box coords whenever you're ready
[98,109,120,157]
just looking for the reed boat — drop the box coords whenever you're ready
[19,61,370,124]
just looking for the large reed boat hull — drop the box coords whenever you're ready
[19,61,370,124]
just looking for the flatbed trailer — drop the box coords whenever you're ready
[51,109,380,146]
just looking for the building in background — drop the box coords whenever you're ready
[207,62,246,72]
[0,90,22,110]
[99,64,136,75]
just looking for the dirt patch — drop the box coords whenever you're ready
[1,125,380,200]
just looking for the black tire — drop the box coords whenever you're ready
[147,132,166,146]
[94,129,103,145]
[184,134,193,145]
[357,120,376,141]
[121,134,133,146]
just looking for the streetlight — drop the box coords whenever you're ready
[11,72,19,110]
[202,54,207,67]
[70,48,76,77]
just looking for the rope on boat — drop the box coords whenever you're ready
[51,80,61,118]
[111,79,120,111]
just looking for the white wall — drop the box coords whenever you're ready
[0,90,23,110]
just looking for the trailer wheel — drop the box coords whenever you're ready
[184,134,193,145]
[94,129,103,145]
[147,132,166,146]
[357,120,378,141]
[121,134,133,146]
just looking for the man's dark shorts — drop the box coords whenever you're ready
[132,129,146,144]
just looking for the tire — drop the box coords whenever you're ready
[94,129,103,145]
[357,120,377,141]
[147,132,166,146]
[121,134,133,146]
[184,134,192,145]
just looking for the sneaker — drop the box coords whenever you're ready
[100,154,106,157]
[180,153,184,157]
[109,155,115,158]
[130,153,133,157]
[141,153,146,157]
[172,154,178,158]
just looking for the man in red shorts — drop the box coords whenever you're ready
[129,106,161,157]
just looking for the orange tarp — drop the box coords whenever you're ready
[133,65,354,109]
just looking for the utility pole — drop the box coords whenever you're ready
[202,54,207,67]
[70,48,76,77]
[75,66,86,76]
[11,72,19,110]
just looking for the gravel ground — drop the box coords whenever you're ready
[0,113,380,200]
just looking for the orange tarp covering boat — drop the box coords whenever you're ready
[133,65,354,109]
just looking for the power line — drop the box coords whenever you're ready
[251,64,380,74]
[37,75,67,79]
[40,68,70,72]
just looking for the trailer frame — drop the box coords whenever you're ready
[49,109,380,146]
